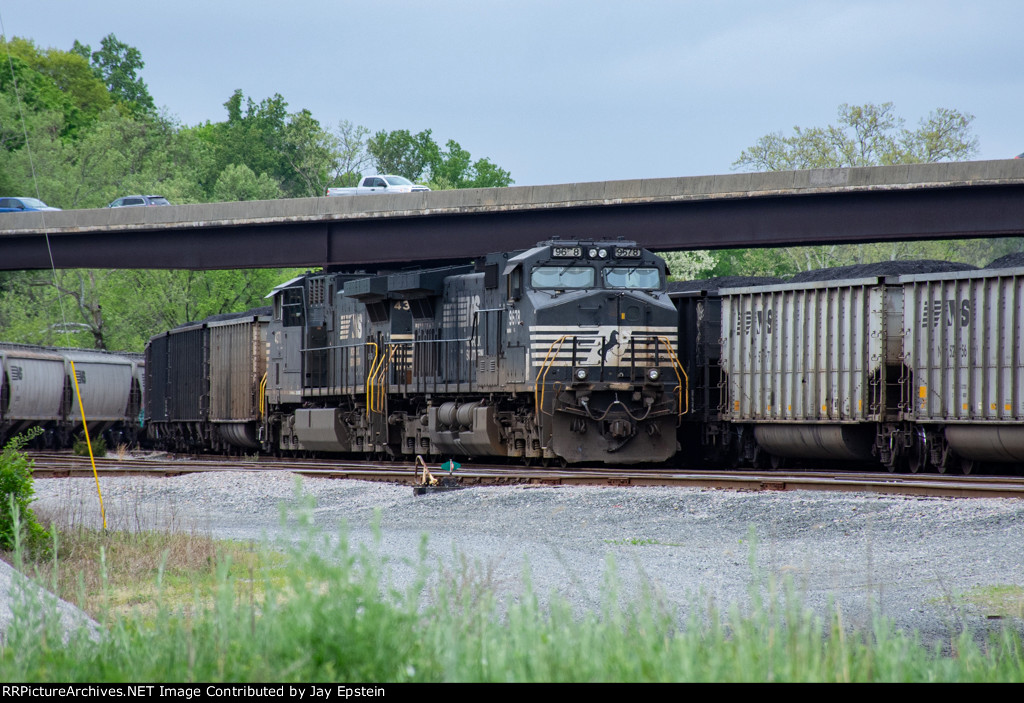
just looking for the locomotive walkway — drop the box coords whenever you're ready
[2,159,1023,271]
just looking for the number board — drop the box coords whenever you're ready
[552,246,582,258]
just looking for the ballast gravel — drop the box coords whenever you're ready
[14,469,1024,648]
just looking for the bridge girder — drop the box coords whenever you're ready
[1,160,1022,271]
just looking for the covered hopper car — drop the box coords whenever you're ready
[0,343,143,448]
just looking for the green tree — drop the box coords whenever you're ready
[706,248,800,279]
[73,34,155,114]
[428,139,514,189]
[0,37,102,139]
[193,90,300,197]
[659,250,716,280]
[331,119,371,187]
[213,163,282,201]
[728,103,993,273]
[366,128,438,182]
[281,109,340,197]
[1,107,209,209]
[462,155,514,188]
[366,129,513,189]
[0,268,301,351]
[734,102,979,171]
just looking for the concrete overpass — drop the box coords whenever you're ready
[2,159,1023,271]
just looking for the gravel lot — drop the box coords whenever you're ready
[11,469,1024,647]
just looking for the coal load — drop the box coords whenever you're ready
[173,306,273,330]
[668,276,782,294]
[789,260,976,283]
[986,253,1024,269]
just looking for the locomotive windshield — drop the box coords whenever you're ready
[530,266,595,289]
[603,267,662,290]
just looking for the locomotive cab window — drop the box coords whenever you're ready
[530,266,595,289]
[603,267,662,290]
[281,287,305,327]
[507,265,523,300]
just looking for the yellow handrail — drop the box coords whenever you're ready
[373,345,399,413]
[534,335,569,418]
[365,342,379,418]
[656,336,689,421]
[258,372,267,418]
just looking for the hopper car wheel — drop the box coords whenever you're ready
[751,447,771,470]
[769,454,787,470]
[960,458,975,476]
[907,447,925,474]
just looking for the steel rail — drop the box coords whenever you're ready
[27,452,1024,499]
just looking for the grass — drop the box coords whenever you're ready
[1,494,1022,682]
[15,527,286,621]
[956,586,1024,620]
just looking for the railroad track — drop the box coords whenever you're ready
[26,451,1024,499]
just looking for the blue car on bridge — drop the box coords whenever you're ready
[0,197,61,212]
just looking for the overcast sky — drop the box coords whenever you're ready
[2,1,1021,186]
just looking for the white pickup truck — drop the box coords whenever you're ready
[325,175,431,196]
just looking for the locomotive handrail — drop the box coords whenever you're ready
[259,372,267,418]
[534,335,569,418]
[366,343,401,415]
[373,345,400,413]
[655,335,689,421]
[365,342,379,418]
[383,336,474,396]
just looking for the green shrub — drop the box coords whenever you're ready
[73,435,106,458]
[0,428,49,551]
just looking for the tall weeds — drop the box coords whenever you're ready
[1,493,1022,682]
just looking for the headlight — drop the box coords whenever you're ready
[598,248,608,259]
[575,368,588,381]
[647,368,660,381]
[588,247,598,258]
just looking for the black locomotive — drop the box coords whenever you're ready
[262,240,683,464]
